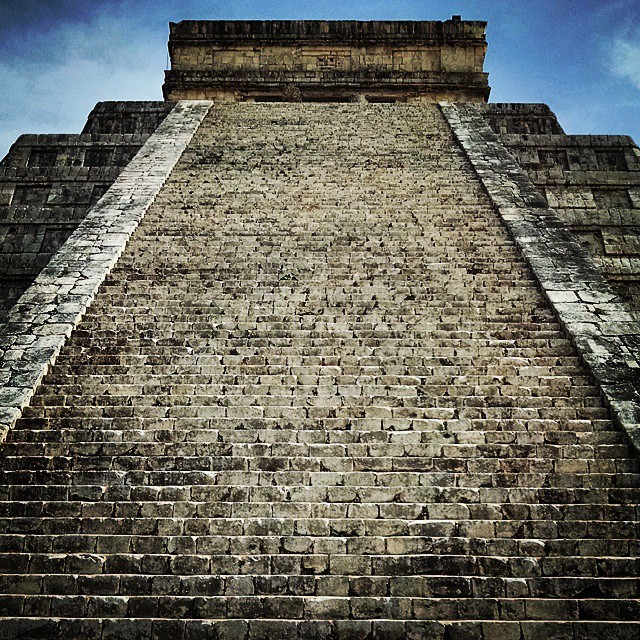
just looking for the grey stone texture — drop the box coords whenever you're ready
[0,102,638,636]
[0,100,211,441]
[442,103,640,456]
[0,101,175,321]
[478,102,640,310]
[164,19,490,103]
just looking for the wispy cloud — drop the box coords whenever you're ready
[609,28,640,90]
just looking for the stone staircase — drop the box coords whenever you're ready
[0,101,174,322]
[0,103,638,639]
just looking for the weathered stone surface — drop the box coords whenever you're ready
[478,102,640,311]
[82,101,176,135]
[0,15,639,638]
[0,102,638,637]
[0,100,212,437]
[0,102,175,322]
[442,102,640,458]
[164,19,490,103]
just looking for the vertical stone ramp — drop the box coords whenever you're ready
[442,103,640,456]
[0,101,212,438]
[0,104,638,639]
[0,101,177,321]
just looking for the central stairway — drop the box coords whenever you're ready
[0,103,638,639]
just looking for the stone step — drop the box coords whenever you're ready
[2,618,640,640]
[0,594,639,620]
[39,342,576,352]
[18,406,613,422]
[10,422,620,437]
[37,361,591,374]
[0,517,636,539]
[5,432,628,451]
[4,485,639,506]
[2,534,635,557]
[40,352,589,363]
[73,326,579,336]
[20,396,608,410]
[37,365,586,379]
[1,500,638,521]
[2,618,639,640]
[3,436,628,453]
[37,365,590,377]
[29,390,601,404]
[0,470,639,502]
[0,553,637,578]
[29,390,602,405]
[2,469,638,488]
[2,456,635,474]
[35,318,571,328]
[2,439,630,457]
[36,374,597,386]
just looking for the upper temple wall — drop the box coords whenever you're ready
[163,19,490,102]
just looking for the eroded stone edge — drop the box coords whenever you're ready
[0,100,213,441]
[441,102,640,455]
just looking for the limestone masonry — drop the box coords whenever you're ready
[163,20,489,103]
[0,18,639,640]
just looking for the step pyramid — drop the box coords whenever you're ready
[0,103,638,639]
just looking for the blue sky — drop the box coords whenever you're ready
[1,0,639,156]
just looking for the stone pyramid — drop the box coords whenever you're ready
[0,19,639,640]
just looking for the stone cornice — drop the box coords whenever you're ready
[168,19,488,46]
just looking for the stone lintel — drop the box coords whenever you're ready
[441,103,640,455]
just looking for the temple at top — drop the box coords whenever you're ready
[163,18,490,102]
